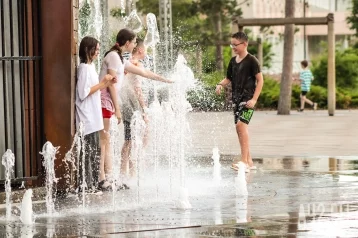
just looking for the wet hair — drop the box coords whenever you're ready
[79,36,99,63]
[231,31,248,42]
[105,28,136,63]
[132,38,144,54]
[301,60,308,68]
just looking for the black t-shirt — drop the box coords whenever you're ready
[226,54,261,103]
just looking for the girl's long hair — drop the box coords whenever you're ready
[79,36,99,63]
[104,28,136,63]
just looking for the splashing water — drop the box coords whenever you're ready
[124,10,143,33]
[78,0,103,71]
[236,196,248,223]
[130,111,147,203]
[212,147,221,184]
[120,0,125,14]
[235,162,248,196]
[161,101,176,197]
[144,13,160,49]
[2,149,15,219]
[40,142,59,215]
[169,54,196,209]
[20,189,33,225]
[176,187,192,209]
[63,124,83,193]
[109,117,122,210]
[148,99,164,199]
[79,123,87,209]
[93,0,102,41]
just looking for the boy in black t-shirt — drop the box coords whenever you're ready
[215,31,264,172]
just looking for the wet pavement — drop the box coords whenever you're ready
[0,110,358,237]
[188,110,358,157]
[1,157,358,237]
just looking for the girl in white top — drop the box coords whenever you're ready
[98,28,172,190]
[75,36,115,192]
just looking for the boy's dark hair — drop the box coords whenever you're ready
[79,36,99,63]
[231,31,248,42]
[132,38,144,54]
[105,28,136,63]
[301,60,308,68]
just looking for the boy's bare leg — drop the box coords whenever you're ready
[121,140,131,177]
[300,94,305,109]
[304,96,313,106]
[248,151,254,167]
[236,121,250,166]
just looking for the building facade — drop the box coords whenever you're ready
[239,0,354,73]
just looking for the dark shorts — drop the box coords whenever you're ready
[124,121,131,141]
[234,102,255,125]
[102,108,114,119]
[78,131,100,189]
[301,91,308,96]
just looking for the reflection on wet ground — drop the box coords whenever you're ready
[0,157,357,237]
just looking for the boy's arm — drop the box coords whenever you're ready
[215,78,231,95]
[133,64,147,110]
[125,62,172,83]
[246,72,264,108]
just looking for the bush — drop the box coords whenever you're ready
[187,84,225,111]
[311,47,358,89]
[187,72,358,111]
[256,76,280,109]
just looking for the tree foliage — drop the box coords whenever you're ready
[135,0,274,72]
[346,0,358,36]
[136,0,242,45]
[193,0,243,45]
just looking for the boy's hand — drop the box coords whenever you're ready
[215,84,223,95]
[165,79,174,83]
[246,98,257,109]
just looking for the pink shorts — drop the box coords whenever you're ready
[102,108,114,119]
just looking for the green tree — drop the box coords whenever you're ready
[278,0,295,115]
[136,0,243,72]
[248,41,274,68]
[194,0,243,71]
[347,0,358,36]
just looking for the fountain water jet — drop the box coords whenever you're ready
[235,162,248,196]
[124,10,143,33]
[2,149,15,219]
[145,13,161,200]
[20,189,34,225]
[169,54,196,209]
[212,147,222,184]
[40,141,59,215]
[130,111,147,203]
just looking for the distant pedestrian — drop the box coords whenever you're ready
[295,60,317,112]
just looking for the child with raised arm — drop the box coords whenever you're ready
[98,28,172,190]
